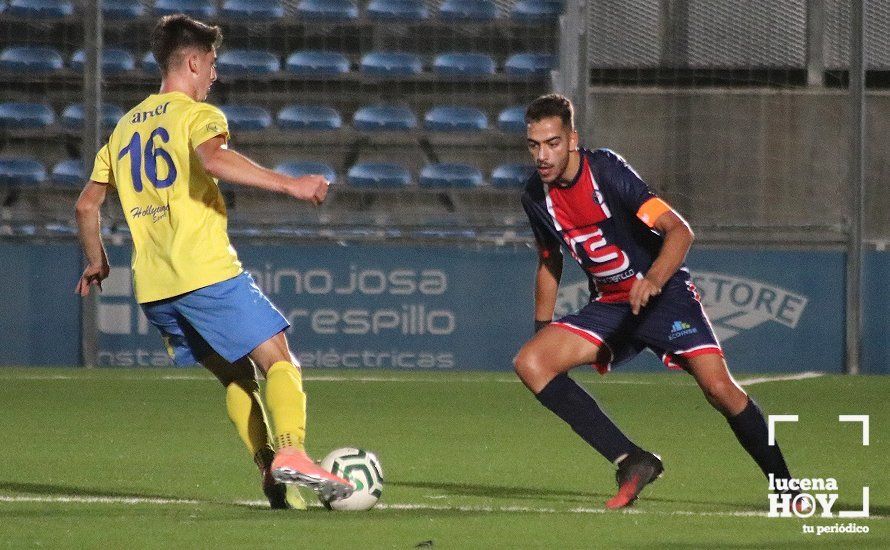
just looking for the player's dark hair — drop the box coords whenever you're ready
[525,94,574,130]
[150,14,222,75]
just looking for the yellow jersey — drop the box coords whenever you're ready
[90,91,242,303]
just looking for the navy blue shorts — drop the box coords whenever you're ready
[552,278,722,374]
[141,272,290,366]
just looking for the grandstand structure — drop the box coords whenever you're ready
[0,1,885,243]
[0,0,561,240]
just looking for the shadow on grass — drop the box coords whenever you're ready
[0,480,184,501]
[389,480,771,510]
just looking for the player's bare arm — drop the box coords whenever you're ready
[195,135,329,205]
[74,180,111,296]
[534,247,563,331]
[629,207,694,315]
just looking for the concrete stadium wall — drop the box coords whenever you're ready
[586,89,889,241]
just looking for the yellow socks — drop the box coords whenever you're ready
[225,379,273,463]
[264,360,307,451]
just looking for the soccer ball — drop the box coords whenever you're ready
[319,447,384,511]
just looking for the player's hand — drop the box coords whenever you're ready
[288,174,330,205]
[629,276,661,315]
[75,262,110,297]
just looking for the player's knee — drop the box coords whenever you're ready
[701,379,744,414]
[513,347,548,379]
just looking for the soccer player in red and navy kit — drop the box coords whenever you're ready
[513,94,795,509]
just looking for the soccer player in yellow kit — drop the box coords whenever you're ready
[74,14,353,508]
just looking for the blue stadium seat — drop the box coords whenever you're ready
[347,162,411,188]
[217,49,280,76]
[71,48,136,75]
[142,51,159,73]
[51,159,85,187]
[438,0,497,21]
[0,46,64,73]
[504,52,556,76]
[220,105,272,131]
[360,52,422,77]
[0,158,46,186]
[277,105,342,131]
[367,0,428,22]
[0,103,55,130]
[296,0,358,21]
[102,0,145,19]
[7,0,74,18]
[221,0,284,21]
[420,163,484,188]
[491,163,534,188]
[432,52,495,77]
[275,161,337,185]
[61,103,125,130]
[285,51,350,75]
[353,105,417,131]
[423,106,487,132]
[510,0,563,22]
[497,105,526,133]
[153,0,217,18]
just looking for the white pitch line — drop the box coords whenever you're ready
[0,371,825,387]
[5,493,877,519]
[738,372,824,386]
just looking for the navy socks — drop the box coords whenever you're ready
[535,374,639,463]
[727,398,792,482]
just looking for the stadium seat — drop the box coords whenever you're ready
[423,106,487,132]
[360,52,423,77]
[419,163,484,188]
[0,103,55,130]
[285,50,350,75]
[7,0,74,18]
[277,105,342,131]
[217,49,280,76]
[101,0,145,19]
[153,0,216,18]
[0,157,46,186]
[490,163,534,188]
[51,159,85,187]
[497,105,526,133]
[504,52,556,76]
[71,48,136,75]
[220,105,272,131]
[367,0,428,22]
[347,162,411,188]
[61,103,125,130]
[296,0,358,21]
[0,46,64,73]
[221,0,284,21]
[353,105,417,131]
[510,0,563,22]
[275,160,337,185]
[432,52,496,77]
[438,0,497,21]
[142,51,159,73]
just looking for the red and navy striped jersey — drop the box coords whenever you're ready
[521,148,689,302]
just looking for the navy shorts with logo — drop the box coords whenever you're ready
[552,277,723,374]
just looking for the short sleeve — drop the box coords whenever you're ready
[601,149,657,215]
[521,194,561,257]
[89,144,113,185]
[188,103,230,149]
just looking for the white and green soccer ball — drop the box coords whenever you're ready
[319,447,384,511]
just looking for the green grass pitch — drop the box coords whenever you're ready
[0,368,886,548]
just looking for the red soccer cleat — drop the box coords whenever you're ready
[606,449,664,509]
